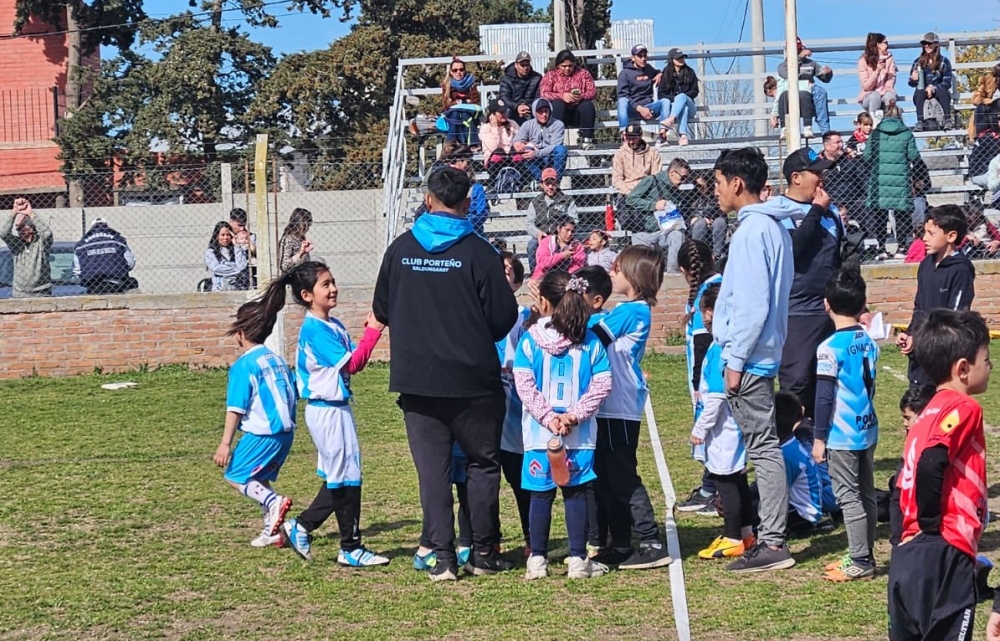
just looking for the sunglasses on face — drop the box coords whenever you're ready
[634,52,647,58]
[451,67,465,72]
[517,61,530,67]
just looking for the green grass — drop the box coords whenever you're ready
[2,351,1000,640]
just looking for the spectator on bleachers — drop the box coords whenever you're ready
[586,230,617,272]
[778,38,833,135]
[512,98,568,181]
[1,197,51,298]
[625,157,691,273]
[764,75,815,138]
[658,48,700,146]
[863,104,921,257]
[857,33,898,116]
[820,131,865,213]
[440,57,483,148]
[539,50,597,150]
[969,110,1000,190]
[278,208,313,273]
[525,167,578,274]
[964,201,1000,259]
[969,64,1000,140]
[846,112,873,157]
[687,169,728,260]
[616,44,670,139]
[440,144,490,234]
[205,221,249,292]
[532,214,585,280]
[481,99,524,194]
[908,32,954,131]
[612,122,663,206]
[499,51,542,126]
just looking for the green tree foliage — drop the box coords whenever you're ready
[13,0,146,54]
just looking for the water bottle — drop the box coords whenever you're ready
[916,64,925,91]
[547,435,571,487]
[604,202,615,232]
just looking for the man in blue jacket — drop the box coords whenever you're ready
[373,167,518,582]
[73,218,139,294]
[712,148,799,573]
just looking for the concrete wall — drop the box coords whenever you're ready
[2,262,999,380]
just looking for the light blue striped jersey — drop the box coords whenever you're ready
[685,273,723,405]
[226,344,297,436]
[593,300,650,421]
[513,327,610,451]
[782,437,824,524]
[816,326,879,450]
[296,312,354,403]
[693,342,746,475]
[497,305,531,453]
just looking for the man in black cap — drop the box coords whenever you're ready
[499,51,542,125]
[773,148,843,419]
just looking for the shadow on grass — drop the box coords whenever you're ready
[875,456,903,475]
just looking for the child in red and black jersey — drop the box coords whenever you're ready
[888,309,993,641]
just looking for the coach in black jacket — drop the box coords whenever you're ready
[373,167,517,580]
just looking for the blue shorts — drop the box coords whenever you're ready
[224,431,294,485]
[451,442,467,485]
[521,448,596,492]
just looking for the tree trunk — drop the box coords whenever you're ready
[65,2,84,206]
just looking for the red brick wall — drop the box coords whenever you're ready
[0,263,997,379]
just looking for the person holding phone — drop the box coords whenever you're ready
[532,214,585,280]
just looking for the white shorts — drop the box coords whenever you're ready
[305,403,362,488]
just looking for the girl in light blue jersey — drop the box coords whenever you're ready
[244,261,389,567]
[515,270,613,580]
[214,299,298,549]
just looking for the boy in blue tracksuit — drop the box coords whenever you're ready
[711,148,800,573]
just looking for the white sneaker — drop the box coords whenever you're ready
[580,138,595,151]
[338,546,391,567]
[567,556,610,579]
[524,555,549,580]
[250,529,282,548]
[266,495,292,536]
[802,126,814,138]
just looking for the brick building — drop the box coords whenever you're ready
[0,1,97,207]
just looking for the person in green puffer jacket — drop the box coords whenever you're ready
[863,104,921,257]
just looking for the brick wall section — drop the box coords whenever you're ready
[1,263,998,379]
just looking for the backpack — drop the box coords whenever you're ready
[614,193,649,233]
[495,167,521,199]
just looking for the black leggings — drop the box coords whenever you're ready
[296,484,363,551]
[549,99,596,139]
[710,472,755,541]
[499,449,531,545]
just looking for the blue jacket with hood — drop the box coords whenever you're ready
[712,198,799,377]
[373,211,518,396]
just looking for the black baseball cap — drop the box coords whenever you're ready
[624,123,643,137]
[782,148,833,181]
[487,98,509,115]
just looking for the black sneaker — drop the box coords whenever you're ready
[619,541,672,570]
[725,541,795,573]
[465,548,514,576]
[677,488,714,512]
[428,562,458,582]
[694,494,722,517]
[591,547,633,566]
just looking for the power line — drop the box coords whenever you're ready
[0,0,297,41]
[709,0,750,76]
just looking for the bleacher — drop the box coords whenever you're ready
[382,31,1000,258]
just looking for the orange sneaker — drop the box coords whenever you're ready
[823,558,875,582]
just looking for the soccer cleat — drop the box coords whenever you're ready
[280,518,313,561]
[823,558,875,582]
[413,550,437,571]
[567,557,610,579]
[338,546,390,568]
[250,529,283,548]
[428,563,458,582]
[456,546,471,567]
[677,488,715,512]
[619,541,672,570]
[697,536,746,560]
[725,542,795,573]
[266,495,292,536]
[524,555,549,580]
[824,553,851,573]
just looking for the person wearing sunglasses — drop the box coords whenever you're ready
[908,32,954,131]
[499,51,542,125]
[440,57,483,148]
[539,50,598,150]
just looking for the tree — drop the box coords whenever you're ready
[564,0,611,51]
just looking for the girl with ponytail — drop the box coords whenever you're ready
[264,261,390,568]
[514,270,613,580]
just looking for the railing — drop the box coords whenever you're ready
[0,87,60,144]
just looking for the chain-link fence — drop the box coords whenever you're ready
[0,157,385,298]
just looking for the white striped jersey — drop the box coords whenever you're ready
[226,344,297,436]
[591,300,650,421]
[297,312,354,403]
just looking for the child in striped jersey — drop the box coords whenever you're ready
[214,299,299,548]
[515,270,613,580]
[244,261,389,567]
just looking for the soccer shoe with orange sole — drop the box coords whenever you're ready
[823,558,875,582]
[698,536,747,560]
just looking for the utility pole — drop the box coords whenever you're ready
[553,0,565,53]
[784,0,801,151]
[750,0,767,138]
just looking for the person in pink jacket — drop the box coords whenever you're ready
[533,214,586,279]
[857,32,897,115]
[481,98,524,189]
[540,50,597,149]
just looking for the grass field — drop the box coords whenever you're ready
[3,349,1000,640]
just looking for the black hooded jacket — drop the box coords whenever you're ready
[499,63,542,114]
[908,251,976,332]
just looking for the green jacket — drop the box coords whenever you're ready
[1,212,53,297]
[626,172,684,233]
[864,117,920,212]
